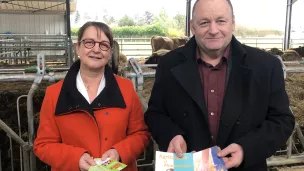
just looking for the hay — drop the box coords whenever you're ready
[272,166,304,171]
[285,73,304,125]
[0,81,53,170]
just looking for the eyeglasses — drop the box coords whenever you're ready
[81,39,111,51]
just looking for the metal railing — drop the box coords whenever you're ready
[70,37,304,59]
[0,54,66,171]
[0,34,71,66]
[112,37,304,58]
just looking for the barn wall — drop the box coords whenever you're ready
[0,14,66,34]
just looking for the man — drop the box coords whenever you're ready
[144,0,295,170]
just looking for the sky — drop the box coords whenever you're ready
[71,0,304,32]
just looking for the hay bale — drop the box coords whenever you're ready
[282,50,302,61]
[117,60,130,76]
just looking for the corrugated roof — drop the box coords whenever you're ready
[0,0,76,14]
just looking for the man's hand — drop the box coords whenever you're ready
[217,143,244,169]
[101,149,120,161]
[167,135,187,158]
[79,153,96,171]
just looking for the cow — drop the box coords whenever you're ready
[144,49,170,69]
[289,46,304,57]
[150,36,189,53]
[268,48,283,56]
[146,36,189,67]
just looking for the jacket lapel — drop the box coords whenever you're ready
[217,36,253,147]
[171,37,209,124]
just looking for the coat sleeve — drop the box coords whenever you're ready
[33,87,87,170]
[144,58,186,151]
[112,82,150,165]
[234,58,295,168]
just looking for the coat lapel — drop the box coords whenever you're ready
[217,36,253,147]
[171,38,209,124]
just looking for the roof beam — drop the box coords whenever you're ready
[32,2,65,13]
[5,1,41,10]
[0,9,65,14]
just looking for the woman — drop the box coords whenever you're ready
[34,21,150,171]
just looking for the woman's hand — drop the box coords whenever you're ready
[79,153,96,171]
[101,148,120,161]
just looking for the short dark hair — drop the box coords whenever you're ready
[77,21,113,48]
[192,0,234,19]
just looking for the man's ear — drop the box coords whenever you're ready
[232,17,236,31]
[190,19,195,35]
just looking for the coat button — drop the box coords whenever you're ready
[98,103,101,106]
[183,112,189,117]
[105,112,109,115]
[105,137,108,141]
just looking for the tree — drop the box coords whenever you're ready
[118,15,135,27]
[103,10,116,25]
[153,8,172,35]
[143,11,154,25]
[74,10,80,24]
[173,13,186,31]
[103,16,116,25]
[154,8,169,25]
[134,13,145,26]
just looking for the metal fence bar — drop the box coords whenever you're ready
[8,136,14,171]
[0,119,28,149]
[17,95,28,171]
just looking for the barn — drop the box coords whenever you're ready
[0,0,76,67]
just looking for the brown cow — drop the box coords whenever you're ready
[172,36,189,49]
[150,36,189,53]
[150,36,174,52]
